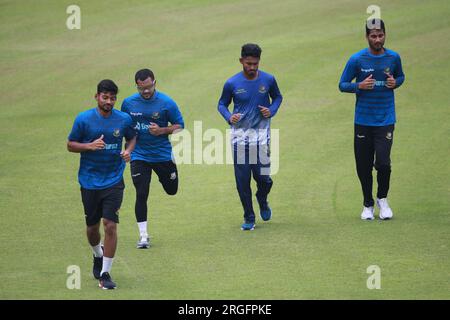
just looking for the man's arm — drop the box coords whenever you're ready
[120,135,136,162]
[218,81,233,124]
[120,116,138,161]
[339,56,360,93]
[393,54,405,89]
[67,115,105,153]
[67,135,105,153]
[267,76,283,118]
[125,136,136,151]
[149,123,182,136]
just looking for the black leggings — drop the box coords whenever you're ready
[130,160,178,222]
[354,124,394,207]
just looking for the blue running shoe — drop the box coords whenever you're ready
[241,221,255,231]
[260,206,272,221]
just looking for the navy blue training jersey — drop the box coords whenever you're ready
[68,108,136,190]
[218,70,282,145]
[339,48,405,126]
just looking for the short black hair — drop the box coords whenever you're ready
[135,69,155,83]
[366,19,385,35]
[241,43,262,58]
[97,79,118,94]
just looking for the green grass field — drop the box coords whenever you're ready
[0,0,449,299]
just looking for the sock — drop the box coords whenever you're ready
[91,243,103,258]
[138,221,148,237]
[100,257,114,276]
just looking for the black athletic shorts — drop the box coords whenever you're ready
[80,179,124,226]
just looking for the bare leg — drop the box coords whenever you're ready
[102,218,117,258]
[86,222,101,246]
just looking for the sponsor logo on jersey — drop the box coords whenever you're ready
[361,68,374,72]
[235,88,247,95]
[104,143,119,150]
[135,122,151,131]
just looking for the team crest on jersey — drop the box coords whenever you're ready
[113,129,120,137]
[384,67,391,74]
[386,132,392,140]
[151,112,160,119]
[259,85,267,93]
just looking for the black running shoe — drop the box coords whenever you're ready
[99,272,116,290]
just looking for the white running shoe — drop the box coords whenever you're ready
[377,198,393,220]
[136,235,150,249]
[361,206,375,220]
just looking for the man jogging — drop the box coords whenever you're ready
[121,69,184,248]
[68,79,136,289]
[218,43,283,230]
[339,19,405,220]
